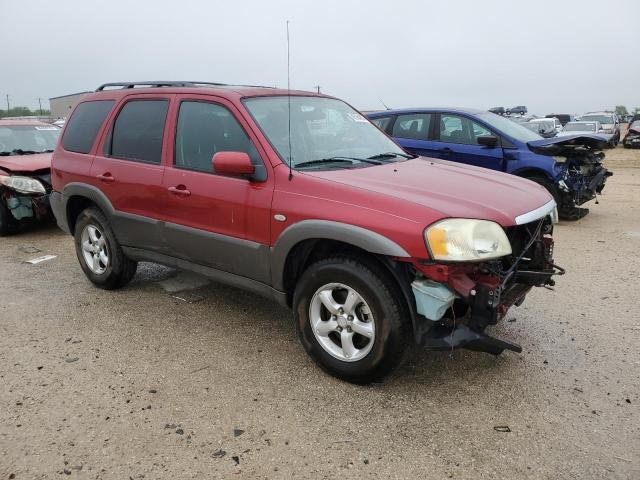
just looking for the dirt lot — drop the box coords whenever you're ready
[1,146,639,480]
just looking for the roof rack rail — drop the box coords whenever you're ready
[95,81,230,91]
[95,81,276,92]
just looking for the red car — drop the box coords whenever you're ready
[623,120,640,148]
[51,81,562,383]
[0,119,59,235]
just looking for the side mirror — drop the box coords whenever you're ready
[477,135,499,148]
[212,151,255,177]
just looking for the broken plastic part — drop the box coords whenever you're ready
[6,195,33,220]
[411,278,455,321]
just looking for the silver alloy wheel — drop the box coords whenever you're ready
[309,283,375,362]
[81,224,109,275]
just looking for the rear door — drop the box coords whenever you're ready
[91,94,172,252]
[431,113,504,170]
[161,95,274,283]
[388,112,439,157]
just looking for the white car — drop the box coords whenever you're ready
[524,118,562,137]
[579,112,620,145]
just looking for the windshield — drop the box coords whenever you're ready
[475,112,541,142]
[564,122,596,132]
[581,115,613,124]
[243,96,408,169]
[0,124,60,154]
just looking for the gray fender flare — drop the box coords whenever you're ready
[63,183,116,213]
[59,183,117,234]
[270,220,410,291]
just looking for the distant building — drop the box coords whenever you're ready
[49,91,91,119]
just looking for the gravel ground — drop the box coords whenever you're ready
[1,146,639,479]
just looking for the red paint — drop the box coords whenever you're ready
[0,152,51,173]
[52,85,553,263]
[213,151,255,175]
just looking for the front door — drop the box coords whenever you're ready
[432,113,504,170]
[161,96,274,283]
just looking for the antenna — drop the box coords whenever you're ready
[379,98,391,110]
[286,20,293,181]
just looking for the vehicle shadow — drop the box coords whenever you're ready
[121,267,527,392]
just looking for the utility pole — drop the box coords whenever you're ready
[314,85,321,94]
[5,94,9,114]
[38,97,43,116]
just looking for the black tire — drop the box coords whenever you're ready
[0,197,18,236]
[74,207,137,290]
[526,174,588,221]
[293,255,411,384]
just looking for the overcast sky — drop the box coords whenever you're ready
[1,0,638,115]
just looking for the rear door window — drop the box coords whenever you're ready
[62,100,114,153]
[109,100,169,164]
[392,113,431,140]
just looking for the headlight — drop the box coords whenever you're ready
[0,175,46,194]
[425,219,512,262]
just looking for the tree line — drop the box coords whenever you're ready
[615,106,640,117]
[0,106,52,118]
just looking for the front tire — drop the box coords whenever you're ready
[293,256,411,384]
[0,198,17,236]
[74,207,137,290]
[525,174,587,221]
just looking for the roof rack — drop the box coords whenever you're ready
[95,81,275,92]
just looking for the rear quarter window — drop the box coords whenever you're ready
[62,100,115,153]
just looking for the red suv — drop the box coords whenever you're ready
[51,81,562,383]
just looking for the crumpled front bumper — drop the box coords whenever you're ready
[1,189,51,221]
[409,216,563,355]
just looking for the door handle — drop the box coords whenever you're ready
[168,185,191,197]
[96,172,115,183]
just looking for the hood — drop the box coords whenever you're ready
[304,158,553,227]
[0,152,52,174]
[527,134,608,155]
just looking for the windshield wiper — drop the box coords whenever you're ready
[11,149,37,155]
[367,151,415,160]
[295,156,382,168]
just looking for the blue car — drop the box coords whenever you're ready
[366,108,612,220]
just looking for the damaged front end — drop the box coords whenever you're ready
[529,135,612,220]
[408,214,563,355]
[0,170,52,233]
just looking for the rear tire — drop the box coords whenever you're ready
[74,207,137,290]
[0,198,18,236]
[293,255,411,384]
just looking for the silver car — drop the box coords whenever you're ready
[579,112,620,145]
[557,121,615,147]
